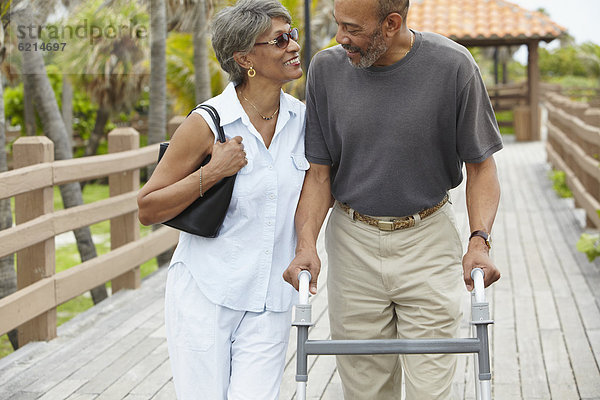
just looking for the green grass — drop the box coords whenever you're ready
[495,110,515,135]
[1,183,161,359]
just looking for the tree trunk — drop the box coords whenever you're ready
[23,73,35,136]
[148,0,167,149]
[193,0,211,103]
[14,5,108,304]
[61,77,74,150]
[149,0,173,267]
[0,63,19,351]
[84,107,110,157]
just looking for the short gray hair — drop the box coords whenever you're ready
[376,0,409,22]
[211,0,292,84]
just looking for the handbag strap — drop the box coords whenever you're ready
[187,104,227,143]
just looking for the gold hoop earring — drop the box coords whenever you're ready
[247,66,256,78]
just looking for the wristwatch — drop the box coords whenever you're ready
[469,230,491,249]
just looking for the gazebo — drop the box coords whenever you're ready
[407,0,566,140]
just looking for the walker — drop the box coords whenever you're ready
[293,268,493,400]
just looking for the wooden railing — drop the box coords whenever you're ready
[545,92,600,228]
[488,82,528,113]
[486,82,532,140]
[0,128,179,346]
[541,83,600,104]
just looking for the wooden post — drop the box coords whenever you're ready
[108,128,141,293]
[528,40,541,141]
[13,137,56,344]
[513,105,531,141]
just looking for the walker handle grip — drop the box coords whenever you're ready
[298,270,311,305]
[471,268,486,303]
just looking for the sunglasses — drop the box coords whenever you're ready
[255,28,299,49]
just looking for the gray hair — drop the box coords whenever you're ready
[211,0,292,84]
[376,0,409,22]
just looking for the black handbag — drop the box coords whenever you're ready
[157,104,237,237]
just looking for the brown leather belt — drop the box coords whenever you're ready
[338,194,449,231]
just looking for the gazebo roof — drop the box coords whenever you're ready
[408,0,567,47]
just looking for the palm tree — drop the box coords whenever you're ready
[148,0,167,150]
[9,0,108,304]
[0,10,19,351]
[58,0,149,158]
[192,0,211,102]
[148,0,172,267]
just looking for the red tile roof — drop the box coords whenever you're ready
[408,0,566,45]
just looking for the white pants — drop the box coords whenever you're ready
[165,262,292,400]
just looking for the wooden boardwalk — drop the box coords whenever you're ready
[1,137,600,399]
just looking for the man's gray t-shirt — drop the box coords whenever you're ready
[305,31,503,217]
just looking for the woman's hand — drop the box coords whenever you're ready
[203,136,248,180]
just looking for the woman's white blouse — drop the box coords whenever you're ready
[169,82,308,313]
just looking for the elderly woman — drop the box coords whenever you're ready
[137,0,306,398]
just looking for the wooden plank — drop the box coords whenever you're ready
[511,141,600,399]
[0,228,175,336]
[2,138,71,347]
[552,102,600,145]
[501,144,551,399]
[55,227,178,304]
[305,355,337,399]
[53,144,159,185]
[547,120,600,183]
[122,395,147,400]
[52,192,138,236]
[6,391,39,400]
[512,145,581,400]
[488,178,521,400]
[37,380,87,400]
[22,294,166,394]
[547,144,600,228]
[69,329,158,384]
[556,296,600,398]
[65,394,98,400]
[96,343,168,399]
[321,372,344,400]
[0,163,53,200]
[150,380,176,400]
[13,136,57,345]
[109,129,141,293]
[81,338,164,396]
[528,41,541,140]
[540,329,579,399]
[0,192,137,259]
[0,214,54,259]
[0,274,56,337]
[0,270,165,395]
[0,341,49,385]
[129,359,173,397]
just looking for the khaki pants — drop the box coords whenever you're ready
[325,202,465,400]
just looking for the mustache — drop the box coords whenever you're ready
[342,44,362,53]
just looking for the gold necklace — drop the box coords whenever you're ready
[404,31,414,57]
[241,92,279,121]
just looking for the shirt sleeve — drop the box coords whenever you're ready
[455,68,503,163]
[191,107,219,144]
[304,59,333,165]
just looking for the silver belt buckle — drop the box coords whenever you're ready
[378,220,394,231]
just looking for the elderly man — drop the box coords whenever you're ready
[284,0,502,398]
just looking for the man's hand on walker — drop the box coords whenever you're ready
[462,246,500,291]
[283,248,321,295]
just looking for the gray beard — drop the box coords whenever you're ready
[347,29,388,69]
